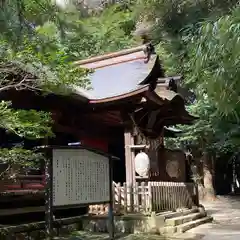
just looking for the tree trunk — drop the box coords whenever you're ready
[191,159,204,200]
[203,152,216,200]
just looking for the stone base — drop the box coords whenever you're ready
[82,207,211,236]
[82,213,165,234]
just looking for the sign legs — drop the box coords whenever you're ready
[108,157,114,239]
[45,156,54,239]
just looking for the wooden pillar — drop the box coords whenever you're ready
[130,130,136,185]
[124,127,135,185]
[124,127,135,212]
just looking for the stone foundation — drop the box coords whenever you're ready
[82,213,165,234]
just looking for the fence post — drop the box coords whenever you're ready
[116,182,121,213]
[173,182,177,210]
[135,182,139,212]
[129,184,134,212]
[148,182,152,213]
[170,182,173,210]
[159,182,163,211]
[140,182,146,212]
[195,183,199,206]
[123,183,127,213]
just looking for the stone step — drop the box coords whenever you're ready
[158,208,199,220]
[159,225,177,235]
[165,212,205,226]
[176,216,213,233]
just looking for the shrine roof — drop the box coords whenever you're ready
[86,83,183,105]
[73,44,163,100]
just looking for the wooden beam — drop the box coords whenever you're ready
[128,144,149,149]
[130,130,136,185]
[124,128,135,186]
[74,45,148,66]
[157,76,182,83]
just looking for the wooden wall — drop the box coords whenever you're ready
[150,148,187,182]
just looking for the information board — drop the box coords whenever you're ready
[52,148,110,206]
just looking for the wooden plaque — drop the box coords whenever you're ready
[52,148,110,206]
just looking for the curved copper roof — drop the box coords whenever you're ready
[89,85,149,104]
[73,44,162,100]
[71,44,197,133]
[87,83,185,107]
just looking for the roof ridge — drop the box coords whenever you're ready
[73,44,151,66]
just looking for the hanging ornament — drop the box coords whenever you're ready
[134,152,150,177]
[166,159,180,179]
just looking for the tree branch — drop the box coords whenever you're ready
[0,78,34,92]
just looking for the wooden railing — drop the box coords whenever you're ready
[113,182,152,214]
[150,181,198,212]
[89,181,198,215]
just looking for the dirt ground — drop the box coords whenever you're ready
[57,231,199,240]
[57,196,240,240]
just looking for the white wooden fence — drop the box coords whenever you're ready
[89,181,198,215]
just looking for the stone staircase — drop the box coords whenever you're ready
[82,206,213,236]
[159,207,213,235]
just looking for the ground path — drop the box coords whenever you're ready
[59,195,240,240]
[181,195,240,240]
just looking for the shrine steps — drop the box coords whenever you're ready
[159,209,213,235]
[82,206,213,235]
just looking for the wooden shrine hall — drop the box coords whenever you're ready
[0,43,196,186]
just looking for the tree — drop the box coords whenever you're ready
[0,0,88,178]
[132,0,240,199]
[0,1,136,178]
[185,6,240,198]
[72,0,240,199]
[64,3,137,59]
[1,0,238,195]
[187,6,240,116]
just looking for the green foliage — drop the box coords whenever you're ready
[134,0,239,74]
[165,96,240,155]
[0,0,90,170]
[134,0,240,156]
[177,5,240,154]
[0,1,136,171]
[135,0,238,37]
[67,4,137,59]
[0,147,43,168]
[0,101,53,139]
[0,28,89,92]
[1,0,239,168]
[187,7,240,116]
[0,147,44,179]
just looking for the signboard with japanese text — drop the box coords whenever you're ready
[52,148,110,206]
